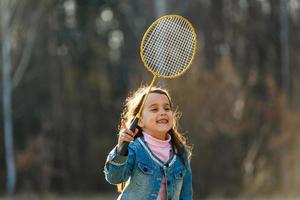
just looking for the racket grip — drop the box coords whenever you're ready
[117,116,139,156]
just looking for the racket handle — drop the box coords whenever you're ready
[117,116,139,156]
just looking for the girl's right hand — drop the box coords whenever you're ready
[116,120,138,150]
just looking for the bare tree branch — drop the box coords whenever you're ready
[12,2,44,89]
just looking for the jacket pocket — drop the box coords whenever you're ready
[174,167,186,180]
[137,162,153,175]
[134,162,153,186]
[173,167,187,197]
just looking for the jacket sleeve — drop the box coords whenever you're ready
[103,144,136,185]
[180,151,193,200]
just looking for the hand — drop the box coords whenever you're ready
[116,119,138,150]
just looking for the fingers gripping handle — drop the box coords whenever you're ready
[117,116,139,156]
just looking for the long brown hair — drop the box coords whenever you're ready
[117,85,192,192]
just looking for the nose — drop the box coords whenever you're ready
[159,109,167,115]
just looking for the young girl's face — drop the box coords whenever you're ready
[139,92,174,139]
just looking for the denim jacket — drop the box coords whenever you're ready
[103,136,193,200]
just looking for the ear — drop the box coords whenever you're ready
[138,117,144,128]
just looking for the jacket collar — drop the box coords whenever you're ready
[137,136,176,168]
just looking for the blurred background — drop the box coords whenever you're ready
[1,0,300,199]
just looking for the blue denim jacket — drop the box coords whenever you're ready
[103,136,193,200]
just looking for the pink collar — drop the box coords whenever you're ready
[143,131,171,148]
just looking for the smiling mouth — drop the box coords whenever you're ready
[156,119,168,124]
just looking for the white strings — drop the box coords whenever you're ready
[142,16,195,77]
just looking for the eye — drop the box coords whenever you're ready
[151,108,158,112]
[164,107,171,111]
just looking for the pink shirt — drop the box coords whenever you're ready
[143,132,172,200]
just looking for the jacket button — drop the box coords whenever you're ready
[167,180,170,185]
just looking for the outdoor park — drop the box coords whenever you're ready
[1,0,300,199]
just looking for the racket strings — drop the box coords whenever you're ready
[142,16,196,77]
[166,18,191,76]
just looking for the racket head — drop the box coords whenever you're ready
[140,15,197,79]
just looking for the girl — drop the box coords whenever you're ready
[104,86,193,200]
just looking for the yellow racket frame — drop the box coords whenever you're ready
[140,14,197,79]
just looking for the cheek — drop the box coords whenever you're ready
[167,113,173,123]
[141,114,155,125]
[169,117,174,126]
[148,117,157,124]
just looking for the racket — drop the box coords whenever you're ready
[118,15,197,155]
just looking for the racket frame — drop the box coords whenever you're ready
[140,14,197,79]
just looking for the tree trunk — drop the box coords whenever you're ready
[1,0,16,195]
